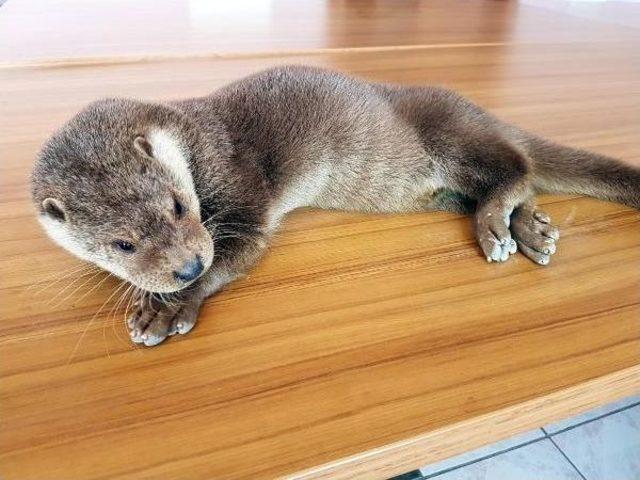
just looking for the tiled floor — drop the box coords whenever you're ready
[390,395,640,480]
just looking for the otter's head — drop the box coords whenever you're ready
[31,98,214,293]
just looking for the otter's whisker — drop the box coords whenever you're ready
[200,203,262,226]
[105,283,133,353]
[119,286,144,353]
[202,217,263,229]
[66,279,126,365]
[106,282,129,331]
[122,286,140,341]
[167,289,184,307]
[97,280,128,359]
[137,289,152,312]
[71,272,114,306]
[28,263,99,295]
[158,292,180,308]
[207,220,263,228]
[37,264,101,305]
[123,286,137,326]
[27,270,94,297]
[50,269,107,308]
[29,267,104,330]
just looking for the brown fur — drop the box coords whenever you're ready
[31,65,640,346]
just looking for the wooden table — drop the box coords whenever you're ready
[1,1,639,479]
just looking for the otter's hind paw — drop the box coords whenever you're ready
[476,209,517,263]
[511,207,559,265]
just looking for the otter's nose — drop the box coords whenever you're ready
[173,255,204,283]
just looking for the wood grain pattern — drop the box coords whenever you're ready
[291,365,640,480]
[1,1,639,479]
[1,0,639,66]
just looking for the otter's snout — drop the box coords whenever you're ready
[173,255,205,283]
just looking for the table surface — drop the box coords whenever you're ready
[1,1,639,479]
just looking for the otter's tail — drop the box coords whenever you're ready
[523,136,640,209]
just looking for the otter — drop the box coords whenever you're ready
[31,65,640,346]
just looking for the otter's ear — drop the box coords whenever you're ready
[42,198,67,222]
[134,135,154,158]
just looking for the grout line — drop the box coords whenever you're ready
[544,399,640,436]
[420,435,546,479]
[547,435,588,480]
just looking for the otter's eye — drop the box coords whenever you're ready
[113,240,135,253]
[174,198,187,219]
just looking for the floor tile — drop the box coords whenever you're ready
[544,394,640,434]
[552,405,640,480]
[424,439,582,480]
[419,429,544,477]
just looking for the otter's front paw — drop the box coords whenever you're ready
[127,295,200,347]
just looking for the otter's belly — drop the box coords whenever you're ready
[310,152,443,213]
